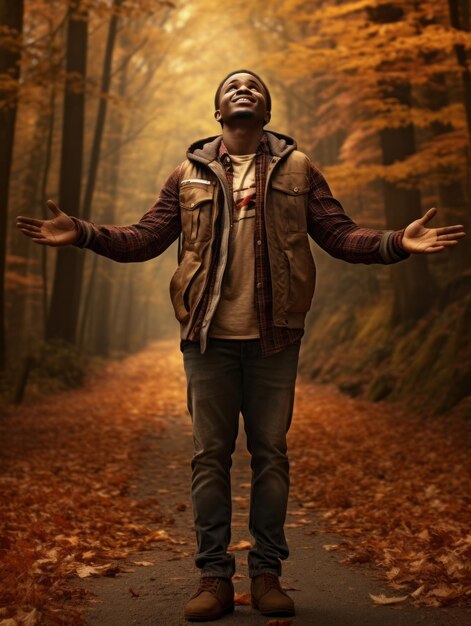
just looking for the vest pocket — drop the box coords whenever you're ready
[179,182,216,242]
[169,250,203,322]
[271,176,309,232]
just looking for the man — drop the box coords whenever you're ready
[16,69,465,622]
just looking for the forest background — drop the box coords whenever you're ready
[1,0,470,416]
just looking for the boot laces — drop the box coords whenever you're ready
[262,573,281,591]
[199,576,222,593]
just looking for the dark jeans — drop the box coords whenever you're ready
[182,337,301,580]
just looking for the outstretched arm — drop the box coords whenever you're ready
[16,200,81,247]
[16,165,182,263]
[401,207,465,254]
[306,162,465,264]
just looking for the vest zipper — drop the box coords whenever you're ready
[263,156,282,322]
[181,178,212,185]
[195,161,232,354]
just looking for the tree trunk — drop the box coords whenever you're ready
[109,265,129,355]
[10,102,50,365]
[39,84,57,334]
[123,270,135,353]
[46,1,88,343]
[370,2,435,326]
[77,252,98,350]
[47,0,122,346]
[448,0,471,143]
[0,0,24,370]
[82,0,122,222]
[380,93,436,325]
[90,52,128,357]
[426,71,470,274]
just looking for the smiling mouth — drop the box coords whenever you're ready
[233,97,255,104]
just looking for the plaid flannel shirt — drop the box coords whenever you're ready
[73,131,409,357]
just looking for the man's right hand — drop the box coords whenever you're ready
[16,200,79,246]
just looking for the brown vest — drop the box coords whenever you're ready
[169,150,316,343]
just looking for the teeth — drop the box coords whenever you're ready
[236,98,251,103]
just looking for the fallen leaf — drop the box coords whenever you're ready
[229,540,252,551]
[17,609,40,626]
[146,529,186,544]
[233,496,249,505]
[76,563,115,578]
[234,593,252,605]
[369,593,408,605]
[428,584,460,599]
[82,550,96,560]
[411,585,425,598]
[323,544,339,551]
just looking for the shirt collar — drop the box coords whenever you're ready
[218,131,270,164]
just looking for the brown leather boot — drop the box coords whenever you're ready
[251,572,295,616]
[184,576,235,622]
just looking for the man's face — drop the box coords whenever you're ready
[214,72,271,127]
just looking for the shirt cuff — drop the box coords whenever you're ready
[70,217,94,248]
[379,229,410,263]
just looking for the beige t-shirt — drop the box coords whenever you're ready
[208,153,260,339]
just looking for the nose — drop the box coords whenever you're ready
[234,85,252,97]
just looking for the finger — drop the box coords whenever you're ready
[424,246,445,253]
[436,225,464,234]
[17,227,40,238]
[47,200,61,216]
[441,240,459,246]
[436,227,466,237]
[18,224,42,234]
[437,232,466,241]
[30,235,47,241]
[31,237,53,246]
[16,216,44,227]
[420,207,437,225]
[425,241,458,252]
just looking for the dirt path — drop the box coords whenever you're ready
[78,341,471,626]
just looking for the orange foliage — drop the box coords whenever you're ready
[256,0,469,187]
[289,380,471,608]
[0,341,188,625]
[1,340,470,623]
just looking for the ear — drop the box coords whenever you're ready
[264,111,271,125]
[214,109,222,123]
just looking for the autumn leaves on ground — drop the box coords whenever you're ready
[0,340,470,625]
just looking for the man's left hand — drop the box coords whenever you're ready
[401,207,466,254]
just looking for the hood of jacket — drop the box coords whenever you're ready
[186,130,297,165]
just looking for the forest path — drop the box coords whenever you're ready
[78,339,470,626]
